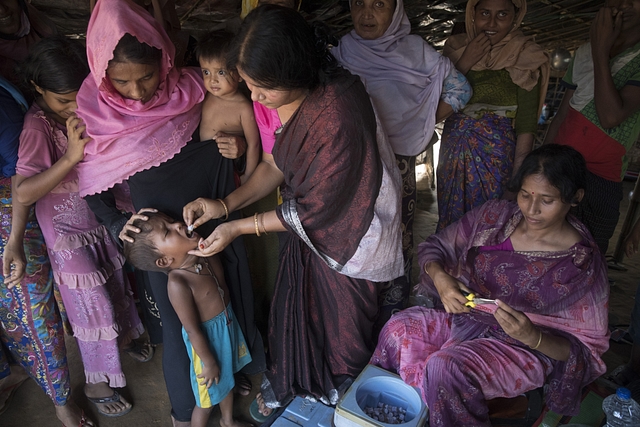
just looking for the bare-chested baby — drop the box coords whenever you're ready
[197,30,261,184]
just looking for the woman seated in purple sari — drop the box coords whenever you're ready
[372,144,609,427]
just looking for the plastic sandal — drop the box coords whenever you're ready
[86,390,132,417]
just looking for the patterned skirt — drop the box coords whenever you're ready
[0,176,70,405]
[436,112,515,232]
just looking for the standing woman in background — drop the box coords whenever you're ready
[544,1,640,255]
[437,0,549,231]
[332,0,471,320]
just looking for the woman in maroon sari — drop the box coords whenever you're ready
[372,144,609,426]
[181,5,403,417]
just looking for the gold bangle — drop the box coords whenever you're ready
[259,213,268,235]
[254,212,261,237]
[217,199,229,221]
[530,330,543,350]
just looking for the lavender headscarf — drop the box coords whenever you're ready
[332,0,452,156]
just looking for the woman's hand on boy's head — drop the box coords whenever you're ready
[590,6,623,57]
[119,208,158,243]
[215,132,247,160]
[64,115,93,165]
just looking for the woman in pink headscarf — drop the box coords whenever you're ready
[76,0,203,198]
[76,1,265,424]
[332,0,471,323]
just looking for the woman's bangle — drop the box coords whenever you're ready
[216,199,229,221]
[254,212,261,237]
[530,329,543,350]
[259,213,268,235]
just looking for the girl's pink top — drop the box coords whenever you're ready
[75,0,205,197]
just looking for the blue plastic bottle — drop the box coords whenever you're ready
[602,387,640,426]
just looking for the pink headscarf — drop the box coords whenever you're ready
[331,0,452,157]
[76,0,205,197]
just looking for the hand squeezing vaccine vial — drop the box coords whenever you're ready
[187,224,194,237]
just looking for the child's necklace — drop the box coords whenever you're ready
[177,258,213,276]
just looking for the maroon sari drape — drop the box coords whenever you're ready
[264,70,383,406]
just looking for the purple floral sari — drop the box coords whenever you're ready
[436,112,515,232]
[372,200,609,426]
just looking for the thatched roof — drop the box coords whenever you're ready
[33,0,600,53]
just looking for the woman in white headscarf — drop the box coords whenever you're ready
[332,0,471,320]
[437,0,549,232]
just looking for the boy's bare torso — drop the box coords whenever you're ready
[168,255,230,323]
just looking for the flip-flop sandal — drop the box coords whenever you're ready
[250,398,276,423]
[86,390,133,417]
[124,341,154,363]
[0,377,29,415]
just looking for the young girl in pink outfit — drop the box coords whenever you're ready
[10,36,147,418]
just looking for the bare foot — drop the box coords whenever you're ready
[256,393,273,417]
[55,399,95,426]
[84,382,132,416]
[172,415,191,426]
[234,373,252,396]
[0,365,29,412]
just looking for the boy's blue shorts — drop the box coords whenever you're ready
[182,304,252,407]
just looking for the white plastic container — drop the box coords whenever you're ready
[334,364,428,427]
